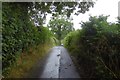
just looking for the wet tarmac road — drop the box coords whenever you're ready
[24,46,80,78]
[40,46,80,78]
[40,46,60,78]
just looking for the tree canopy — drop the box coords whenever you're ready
[2,1,95,77]
[48,15,74,44]
[16,1,95,27]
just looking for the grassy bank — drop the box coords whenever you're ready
[7,41,54,78]
[2,3,57,77]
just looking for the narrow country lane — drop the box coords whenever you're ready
[25,46,80,78]
[40,46,60,78]
[59,47,80,78]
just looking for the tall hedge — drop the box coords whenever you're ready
[64,16,120,79]
[2,3,53,76]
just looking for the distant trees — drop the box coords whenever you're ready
[2,1,95,76]
[64,15,120,79]
[48,15,74,45]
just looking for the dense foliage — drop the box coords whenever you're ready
[2,3,54,76]
[20,1,94,27]
[2,1,95,77]
[48,15,74,44]
[64,16,120,79]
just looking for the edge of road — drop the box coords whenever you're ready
[23,48,53,78]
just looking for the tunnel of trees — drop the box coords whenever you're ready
[2,1,120,79]
[2,1,94,77]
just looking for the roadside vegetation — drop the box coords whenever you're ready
[2,1,96,78]
[2,1,120,79]
[2,3,56,77]
[63,15,120,79]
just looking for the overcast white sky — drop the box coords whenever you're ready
[72,0,120,29]
[45,0,120,29]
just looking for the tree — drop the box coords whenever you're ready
[2,1,95,76]
[48,15,74,45]
[5,1,94,31]
[27,1,95,28]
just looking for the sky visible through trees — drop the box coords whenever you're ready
[44,0,120,30]
[1,0,120,79]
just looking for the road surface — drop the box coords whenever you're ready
[26,46,80,78]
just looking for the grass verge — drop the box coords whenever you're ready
[7,42,53,78]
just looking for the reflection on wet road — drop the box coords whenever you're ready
[40,46,60,78]
[40,46,80,78]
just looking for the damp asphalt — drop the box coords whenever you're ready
[25,46,80,78]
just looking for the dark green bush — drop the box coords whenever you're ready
[2,3,54,76]
[64,16,120,79]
